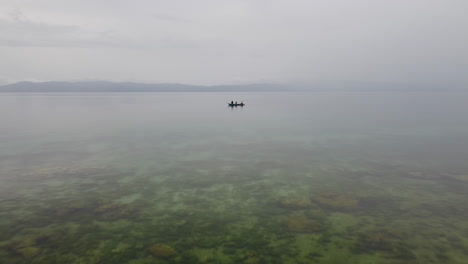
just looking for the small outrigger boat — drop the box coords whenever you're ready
[228,102,245,107]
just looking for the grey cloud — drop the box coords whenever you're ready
[0,9,215,50]
[152,14,191,23]
[0,17,77,46]
[0,17,132,48]
[0,0,467,86]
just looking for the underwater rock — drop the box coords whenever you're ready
[13,238,36,249]
[94,203,138,220]
[181,177,216,188]
[24,167,117,180]
[34,232,61,245]
[243,252,261,264]
[33,232,62,246]
[5,232,60,258]
[360,232,393,251]
[235,250,262,264]
[315,193,359,211]
[17,246,40,258]
[285,214,322,233]
[304,208,327,222]
[193,222,212,231]
[174,220,187,227]
[353,229,411,259]
[56,200,86,217]
[277,198,313,210]
[444,173,468,182]
[244,256,260,264]
[147,244,176,258]
[406,171,442,180]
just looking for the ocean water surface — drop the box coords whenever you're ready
[1,92,468,264]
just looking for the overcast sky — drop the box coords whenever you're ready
[0,0,467,85]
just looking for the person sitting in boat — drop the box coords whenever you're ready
[231,100,234,105]
[235,101,238,105]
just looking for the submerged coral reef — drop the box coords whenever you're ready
[0,161,467,264]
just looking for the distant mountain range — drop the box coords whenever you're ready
[0,81,289,92]
[0,81,464,92]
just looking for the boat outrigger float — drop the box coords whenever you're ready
[228,102,245,107]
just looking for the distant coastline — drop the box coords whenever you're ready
[0,81,464,92]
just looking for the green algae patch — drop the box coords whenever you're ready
[17,246,40,259]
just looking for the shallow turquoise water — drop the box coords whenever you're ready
[1,92,468,263]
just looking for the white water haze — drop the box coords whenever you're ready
[0,0,467,87]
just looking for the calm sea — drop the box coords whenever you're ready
[1,92,468,264]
